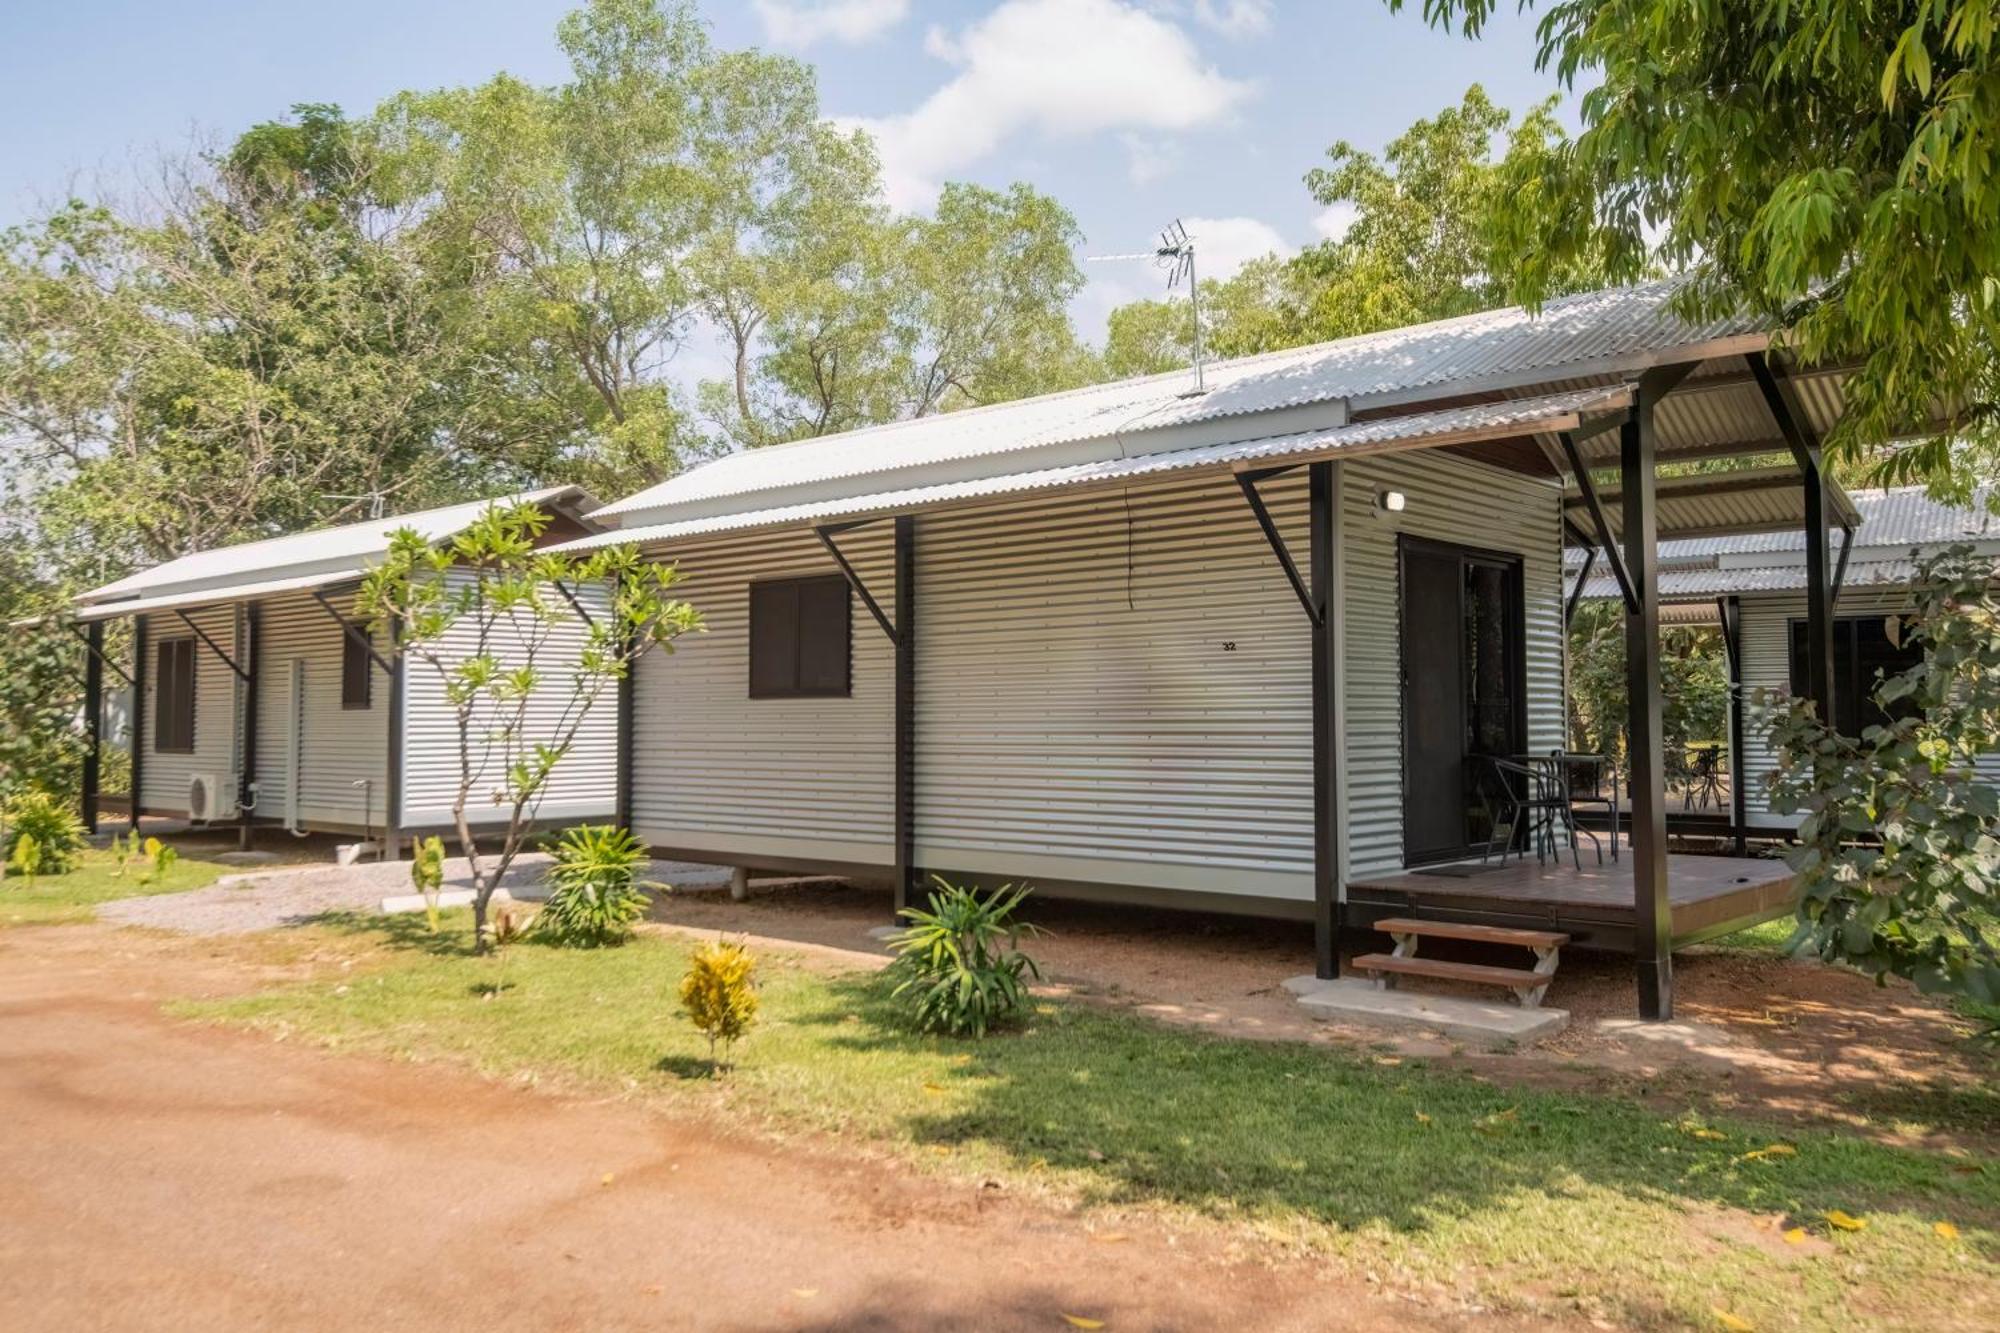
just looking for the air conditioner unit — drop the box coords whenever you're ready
[188,773,238,823]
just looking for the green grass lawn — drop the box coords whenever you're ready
[0,845,229,927]
[182,912,1998,1331]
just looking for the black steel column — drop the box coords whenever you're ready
[1718,596,1748,856]
[615,628,636,833]
[1623,380,1672,1020]
[383,615,404,861]
[237,600,260,844]
[81,620,104,834]
[129,615,147,836]
[1310,461,1341,979]
[893,515,917,917]
[1799,452,1836,720]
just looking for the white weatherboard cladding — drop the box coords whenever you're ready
[913,473,1316,898]
[139,605,242,817]
[1338,451,1567,878]
[251,592,390,831]
[398,576,618,829]
[628,527,896,865]
[1734,586,2000,826]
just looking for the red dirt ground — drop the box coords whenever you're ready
[0,925,1551,1333]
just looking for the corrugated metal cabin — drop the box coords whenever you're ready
[558,278,1951,1020]
[68,488,615,854]
[1573,486,2000,839]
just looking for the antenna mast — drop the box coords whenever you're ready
[1086,218,1206,395]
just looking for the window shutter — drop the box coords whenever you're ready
[796,578,851,694]
[342,626,373,709]
[749,580,800,696]
[154,639,196,753]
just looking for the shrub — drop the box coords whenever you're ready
[679,939,758,1067]
[1766,544,2000,1005]
[885,878,1044,1038]
[410,835,447,933]
[138,836,178,886]
[2,791,86,875]
[536,824,654,947]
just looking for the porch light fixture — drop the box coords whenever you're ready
[1376,489,1407,514]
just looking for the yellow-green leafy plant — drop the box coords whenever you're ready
[8,831,42,887]
[885,878,1044,1038]
[679,939,759,1069]
[537,824,655,947]
[109,829,142,877]
[137,836,178,887]
[2,790,86,875]
[411,835,447,932]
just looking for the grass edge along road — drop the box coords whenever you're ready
[179,912,1998,1332]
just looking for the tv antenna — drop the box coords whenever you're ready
[1088,219,1205,395]
[327,492,389,520]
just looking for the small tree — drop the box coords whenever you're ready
[1766,546,2000,1006]
[679,939,759,1069]
[356,501,700,951]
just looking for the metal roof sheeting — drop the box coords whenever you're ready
[71,569,364,623]
[550,387,1624,553]
[598,278,1763,524]
[77,486,596,609]
[1566,466,1862,545]
[1576,558,1927,602]
[1650,486,1999,557]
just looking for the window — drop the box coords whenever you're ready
[749,575,851,698]
[341,625,374,710]
[154,638,196,754]
[1788,614,1924,737]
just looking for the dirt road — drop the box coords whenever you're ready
[0,927,1519,1332]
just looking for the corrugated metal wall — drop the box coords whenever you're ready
[252,592,390,831]
[1339,450,1568,877]
[1735,585,2000,825]
[398,575,618,829]
[618,452,1564,899]
[914,472,1316,899]
[628,527,896,866]
[139,605,242,816]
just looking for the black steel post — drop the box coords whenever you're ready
[1623,377,1672,1020]
[383,615,404,862]
[82,620,104,834]
[893,515,917,917]
[1718,596,1748,856]
[616,620,636,834]
[1799,453,1835,721]
[238,604,260,850]
[129,615,147,836]
[1310,461,1341,979]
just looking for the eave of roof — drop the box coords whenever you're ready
[550,386,1626,554]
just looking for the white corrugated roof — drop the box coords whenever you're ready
[78,486,597,609]
[1646,486,1998,557]
[552,387,1626,553]
[72,569,363,623]
[598,278,1765,525]
[1566,467,1862,545]
[1575,558,1928,602]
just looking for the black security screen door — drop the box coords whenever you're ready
[1400,536,1526,865]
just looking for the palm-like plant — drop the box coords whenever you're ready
[536,824,656,947]
[885,878,1045,1037]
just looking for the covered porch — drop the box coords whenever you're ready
[1346,853,1796,955]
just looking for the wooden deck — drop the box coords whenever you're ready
[1346,853,1797,953]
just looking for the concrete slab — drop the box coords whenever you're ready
[1296,978,1568,1048]
[1280,974,1331,997]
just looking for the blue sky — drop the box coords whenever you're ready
[0,0,1565,344]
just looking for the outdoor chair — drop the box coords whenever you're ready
[1550,751,1616,862]
[1475,756,1589,869]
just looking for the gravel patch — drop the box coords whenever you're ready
[99,855,733,936]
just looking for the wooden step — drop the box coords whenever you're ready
[1372,918,1569,950]
[1354,953,1550,993]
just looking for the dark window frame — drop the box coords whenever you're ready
[1787,612,1924,737]
[748,574,853,700]
[341,625,374,711]
[154,637,197,754]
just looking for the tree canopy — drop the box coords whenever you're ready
[1102,86,1612,375]
[1389,0,2000,496]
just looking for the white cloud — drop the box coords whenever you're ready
[848,0,1255,210]
[1312,201,1358,243]
[753,0,910,48]
[1120,133,1180,186]
[1191,0,1272,38]
[1181,215,1291,280]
